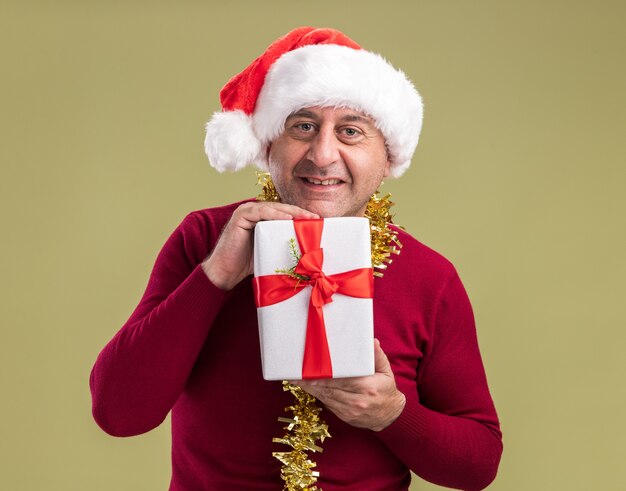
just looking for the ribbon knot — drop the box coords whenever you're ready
[295,248,339,307]
[309,274,338,308]
[253,219,374,379]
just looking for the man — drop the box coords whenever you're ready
[91,27,502,490]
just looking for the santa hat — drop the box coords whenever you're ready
[204,26,423,178]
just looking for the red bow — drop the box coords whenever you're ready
[253,219,373,379]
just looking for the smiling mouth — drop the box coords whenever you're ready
[303,177,343,186]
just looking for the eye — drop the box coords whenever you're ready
[338,126,364,142]
[296,122,315,132]
[286,121,318,140]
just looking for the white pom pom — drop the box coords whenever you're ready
[204,110,264,172]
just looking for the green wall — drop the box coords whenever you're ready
[1,1,625,489]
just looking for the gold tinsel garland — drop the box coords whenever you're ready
[256,172,281,202]
[364,189,403,276]
[272,382,330,490]
[256,172,401,490]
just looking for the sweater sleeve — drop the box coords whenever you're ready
[90,212,231,437]
[376,270,503,491]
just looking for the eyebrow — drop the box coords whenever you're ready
[287,109,317,120]
[340,114,374,125]
[286,109,376,126]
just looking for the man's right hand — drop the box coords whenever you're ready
[201,201,319,290]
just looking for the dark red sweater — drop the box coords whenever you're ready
[90,200,502,490]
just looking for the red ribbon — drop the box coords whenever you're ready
[253,219,373,379]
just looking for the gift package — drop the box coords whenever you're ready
[253,218,375,380]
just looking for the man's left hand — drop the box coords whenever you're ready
[291,339,406,432]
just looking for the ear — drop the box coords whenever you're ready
[381,141,392,178]
[382,156,392,178]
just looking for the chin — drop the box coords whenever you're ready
[281,193,365,217]
[305,206,336,218]
[308,204,364,218]
[298,203,337,218]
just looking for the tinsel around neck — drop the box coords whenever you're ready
[256,171,402,491]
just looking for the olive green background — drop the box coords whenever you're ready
[1,1,624,489]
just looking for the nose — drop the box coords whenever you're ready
[307,125,340,168]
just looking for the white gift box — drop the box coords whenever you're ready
[253,217,375,381]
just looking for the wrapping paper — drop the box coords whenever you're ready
[253,218,375,380]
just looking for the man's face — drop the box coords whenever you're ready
[267,106,391,218]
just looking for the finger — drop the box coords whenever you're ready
[295,381,362,407]
[292,377,355,392]
[235,205,292,228]
[255,202,320,219]
[275,205,320,219]
[290,379,332,397]
[236,203,319,228]
[293,378,370,397]
[374,338,392,375]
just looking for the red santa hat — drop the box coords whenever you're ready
[204,26,423,178]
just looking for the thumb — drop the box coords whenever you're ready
[374,338,392,375]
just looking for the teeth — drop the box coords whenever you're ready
[306,178,341,186]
